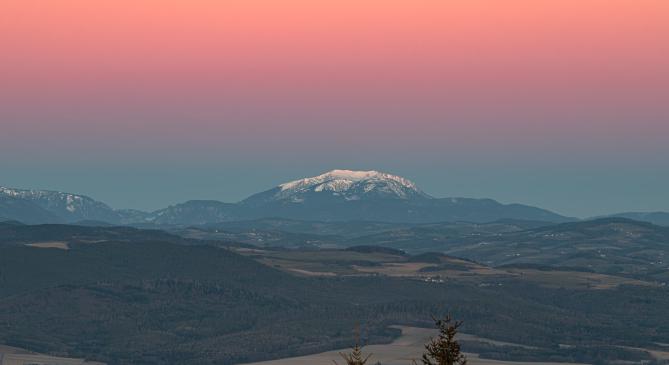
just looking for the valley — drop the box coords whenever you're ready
[2,220,669,364]
[243,326,587,365]
[232,246,657,290]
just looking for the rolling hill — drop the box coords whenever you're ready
[2,223,669,364]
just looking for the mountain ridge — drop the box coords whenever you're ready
[0,186,122,223]
[596,211,669,226]
[2,170,574,225]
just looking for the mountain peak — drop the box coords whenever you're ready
[272,169,431,202]
[281,169,404,189]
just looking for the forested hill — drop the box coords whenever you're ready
[2,224,669,365]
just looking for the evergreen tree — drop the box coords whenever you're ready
[334,342,373,365]
[415,315,467,365]
[334,327,373,365]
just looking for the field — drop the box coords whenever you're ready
[25,241,70,250]
[234,247,657,290]
[242,326,586,365]
[0,344,105,365]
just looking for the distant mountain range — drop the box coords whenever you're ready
[599,212,669,227]
[0,187,120,224]
[0,195,62,224]
[2,170,664,226]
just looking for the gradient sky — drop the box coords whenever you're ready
[1,1,668,217]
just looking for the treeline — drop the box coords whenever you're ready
[466,342,654,365]
[339,316,665,365]
[2,241,669,364]
[335,316,467,365]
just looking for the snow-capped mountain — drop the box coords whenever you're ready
[237,170,572,223]
[1,170,574,225]
[0,186,121,223]
[243,169,431,206]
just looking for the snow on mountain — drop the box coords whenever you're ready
[0,186,120,223]
[1,170,574,225]
[269,169,431,202]
[238,170,572,223]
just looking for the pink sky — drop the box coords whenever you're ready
[0,1,668,215]
[2,1,667,143]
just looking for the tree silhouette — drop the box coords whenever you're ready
[334,326,373,365]
[334,342,374,365]
[415,315,467,365]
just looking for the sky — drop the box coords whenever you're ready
[0,0,668,217]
